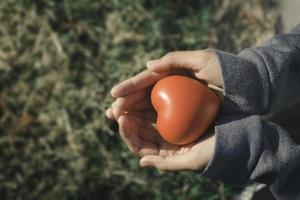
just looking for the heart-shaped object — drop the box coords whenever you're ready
[151,75,219,145]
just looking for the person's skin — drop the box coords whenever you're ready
[106,50,223,171]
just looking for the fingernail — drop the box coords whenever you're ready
[111,87,117,97]
[117,115,126,126]
[105,108,111,116]
[117,116,122,123]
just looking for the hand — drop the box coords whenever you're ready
[106,50,221,171]
[107,50,223,119]
[147,50,223,88]
[115,113,215,171]
[109,50,223,100]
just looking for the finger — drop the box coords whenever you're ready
[141,128,160,145]
[113,98,153,120]
[115,89,150,110]
[129,109,157,121]
[118,115,140,154]
[105,107,115,120]
[116,93,153,111]
[111,69,168,97]
[118,115,158,157]
[147,50,214,72]
[105,102,118,120]
[108,101,119,120]
[113,106,156,122]
[129,115,159,143]
[139,154,198,171]
[130,98,152,110]
[138,140,159,157]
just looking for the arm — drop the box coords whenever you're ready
[215,24,300,115]
[202,115,300,199]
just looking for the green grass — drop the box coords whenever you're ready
[0,0,279,199]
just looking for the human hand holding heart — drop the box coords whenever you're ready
[106,50,223,171]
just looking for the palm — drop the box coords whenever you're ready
[121,110,195,157]
[114,91,214,171]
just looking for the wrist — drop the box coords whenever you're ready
[196,50,224,88]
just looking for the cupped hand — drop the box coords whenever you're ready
[109,50,223,100]
[106,50,223,120]
[116,113,215,171]
[106,50,221,171]
[146,50,223,88]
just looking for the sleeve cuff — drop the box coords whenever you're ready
[211,49,271,115]
[201,114,263,185]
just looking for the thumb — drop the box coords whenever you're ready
[146,50,214,73]
[140,154,199,171]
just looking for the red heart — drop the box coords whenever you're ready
[151,75,219,145]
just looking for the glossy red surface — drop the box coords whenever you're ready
[151,75,219,145]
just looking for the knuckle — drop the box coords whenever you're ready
[163,51,177,60]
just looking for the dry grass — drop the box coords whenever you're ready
[0,0,280,199]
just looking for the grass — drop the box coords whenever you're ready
[0,0,280,199]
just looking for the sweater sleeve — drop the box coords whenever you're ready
[214,24,300,115]
[202,115,300,200]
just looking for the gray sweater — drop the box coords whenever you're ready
[202,24,300,199]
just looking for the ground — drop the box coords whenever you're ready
[0,1,282,199]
